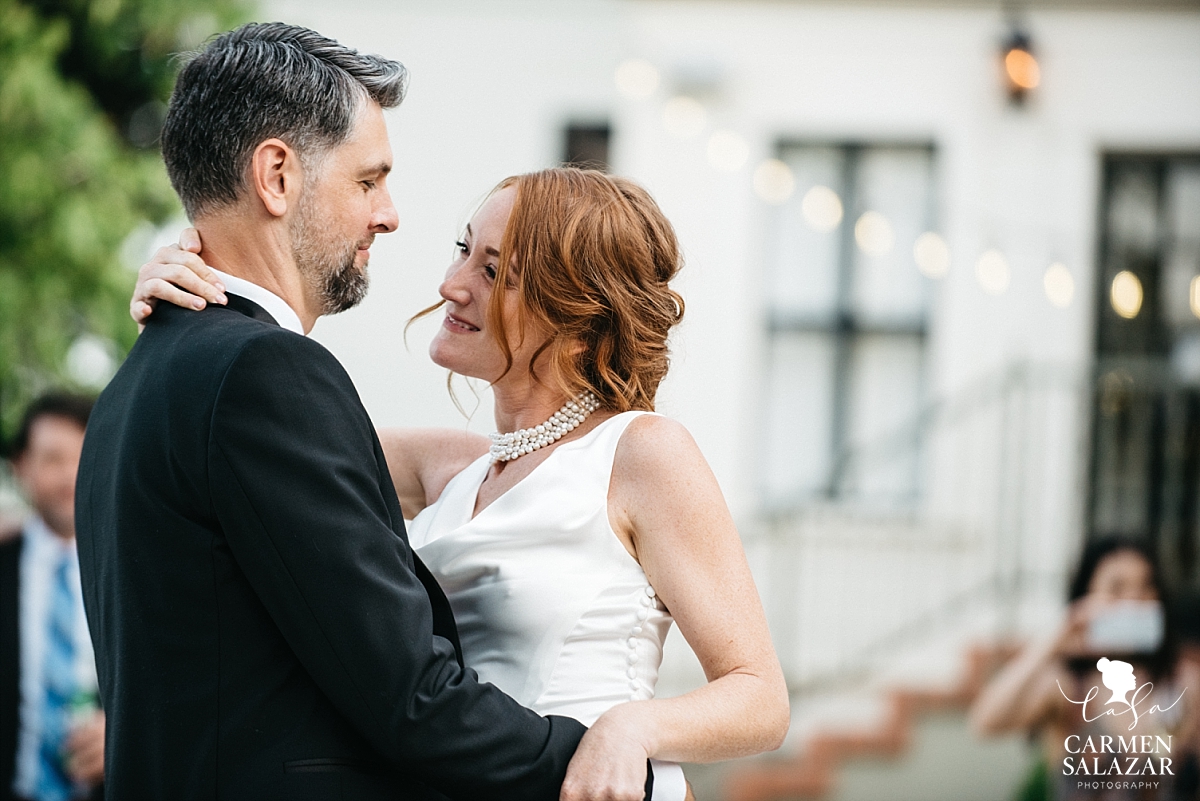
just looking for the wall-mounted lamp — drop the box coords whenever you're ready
[1002,28,1040,104]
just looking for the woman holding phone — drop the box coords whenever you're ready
[970,537,1200,800]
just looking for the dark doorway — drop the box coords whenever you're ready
[1088,153,1200,605]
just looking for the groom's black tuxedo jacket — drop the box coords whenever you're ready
[75,294,587,800]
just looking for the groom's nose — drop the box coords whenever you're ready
[370,185,399,234]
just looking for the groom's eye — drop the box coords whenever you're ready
[361,180,376,191]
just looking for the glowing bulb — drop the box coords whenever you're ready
[800,185,843,232]
[1043,262,1074,308]
[854,212,895,256]
[706,130,749,172]
[752,159,795,204]
[662,96,706,139]
[1005,48,1041,90]
[1110,270,1143,319]
[615,59,660,98]
[1191,276,1200,320]
[913,232,950,278]
[976,250,1010,295]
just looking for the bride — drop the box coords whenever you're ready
[132,167,789,799]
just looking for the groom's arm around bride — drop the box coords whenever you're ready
[74,23,609,801]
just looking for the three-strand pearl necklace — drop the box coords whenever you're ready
[489,392,601,462]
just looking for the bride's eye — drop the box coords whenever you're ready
[483,264,497,280]
[455,240,469,256]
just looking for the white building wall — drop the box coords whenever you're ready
[264,0,1200,512]
[263,0,1200,687]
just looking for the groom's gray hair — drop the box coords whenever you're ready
[161,22,407,219]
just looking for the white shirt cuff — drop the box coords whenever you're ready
[650,759,687,801]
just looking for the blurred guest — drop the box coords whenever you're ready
[1,394,103,801]
[971,537,1200,800]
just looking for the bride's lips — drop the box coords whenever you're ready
[443,312,480,333]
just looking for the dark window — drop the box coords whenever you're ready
[562,123,611,172]
[1088,153,1200,597]
[761,143,938,511]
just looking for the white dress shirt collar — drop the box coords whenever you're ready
[210,268,306,336]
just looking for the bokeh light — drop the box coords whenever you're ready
[66,334,116,388]
[752,159,796,204]
[800,185,843,232]
[1043,262,1075,308]
[1004,48,1041,90]
[1191,276,1200,320]
[1111,270,1143,319]
[854,211,895,256]
[707,130,749,172]
[615,58,660,98]
[976,249,1011,295]
[662,96,706,139]
[913,232,951,278]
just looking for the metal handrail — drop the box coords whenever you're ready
[751,360,1090,690]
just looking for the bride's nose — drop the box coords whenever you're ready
[439,263,471,305]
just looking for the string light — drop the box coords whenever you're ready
[1044,263,1074,308]
[1111,270,1143,319]
[976,250,1011,295]
[752,159,795,204]
[914,233,951,278]
[1002,29,1040,104]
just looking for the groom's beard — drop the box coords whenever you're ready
[290,193,370,316]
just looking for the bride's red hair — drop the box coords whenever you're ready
[485,168,684,412]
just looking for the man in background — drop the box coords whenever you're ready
[1,393,103,801]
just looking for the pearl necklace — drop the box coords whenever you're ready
[489,392,601,462]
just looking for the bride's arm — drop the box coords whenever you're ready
[377,429,487,516]
[561,415,788,798]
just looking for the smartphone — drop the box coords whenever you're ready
[1087,600,1164,654]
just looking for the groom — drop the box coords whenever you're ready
[76,23,644,800]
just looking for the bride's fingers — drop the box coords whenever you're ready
[131,299,156,323]
[136,255,226,303]
[137,262,227,306]
[141,245,224,292]
[178,227,202,252]
[137,277,211,312]
[129,254,226,323]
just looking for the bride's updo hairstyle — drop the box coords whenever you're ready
[488,168,684,412]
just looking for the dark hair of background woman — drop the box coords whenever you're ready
[1065,535,1176,680]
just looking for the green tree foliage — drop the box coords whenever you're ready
[0,0,248,438]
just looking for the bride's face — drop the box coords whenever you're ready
[429,187,546,384]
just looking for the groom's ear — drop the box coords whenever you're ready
[250,138,301,218]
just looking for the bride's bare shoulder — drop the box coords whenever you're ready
[613,413,709,481]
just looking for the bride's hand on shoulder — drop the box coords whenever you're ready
[560,702,651,801]
[131,228,226,326]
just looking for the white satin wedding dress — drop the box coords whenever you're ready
[408,411,687,799]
